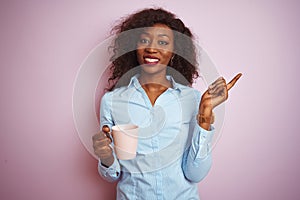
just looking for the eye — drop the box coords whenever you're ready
[158,40,169,45]
[139,38,150,44]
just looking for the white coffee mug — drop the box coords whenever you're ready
[112,124,139,160]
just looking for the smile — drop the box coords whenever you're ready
[144,57,160,65]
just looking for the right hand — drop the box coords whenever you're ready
[92,125,114,167]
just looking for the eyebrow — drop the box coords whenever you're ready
[158,34,170,38]
[140,32,171,39]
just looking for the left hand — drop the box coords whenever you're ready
[198,73,242,129]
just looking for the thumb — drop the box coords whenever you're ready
[102,125,112,142]
[102,125,110,133]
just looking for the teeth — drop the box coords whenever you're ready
[145,58,159,63]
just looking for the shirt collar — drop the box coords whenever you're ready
[127,74,183,92]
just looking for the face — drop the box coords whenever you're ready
[136,23,174,76]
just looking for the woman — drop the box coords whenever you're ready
[93,8,241,199]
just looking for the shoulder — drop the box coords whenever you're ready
[101,90,112,102]
[101,86,132,102]
[176,83,202,101]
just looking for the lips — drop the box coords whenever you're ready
[143,56,160,65]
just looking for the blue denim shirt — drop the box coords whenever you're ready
[98,75,214,200]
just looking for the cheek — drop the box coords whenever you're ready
[136,49,143,63]
[162,51,173,62]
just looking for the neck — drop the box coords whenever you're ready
[138,72,171,89]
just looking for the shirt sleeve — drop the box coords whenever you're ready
[98,92,121,182]
[98,155,120,182]
[182,90,215,183]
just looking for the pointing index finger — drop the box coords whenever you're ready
[227,73,242,91]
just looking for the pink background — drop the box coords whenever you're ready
[1,0,300,199]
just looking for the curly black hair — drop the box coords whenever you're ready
[107,8,199,90]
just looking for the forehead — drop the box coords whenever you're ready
[141,24,174,38]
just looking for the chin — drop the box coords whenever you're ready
[140,64,167,75]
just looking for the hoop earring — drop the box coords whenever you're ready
[170,55,175,66]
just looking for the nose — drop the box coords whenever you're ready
[145,42,158,53]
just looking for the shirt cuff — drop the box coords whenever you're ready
[98,156,120,181]
[191,124,215,159]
